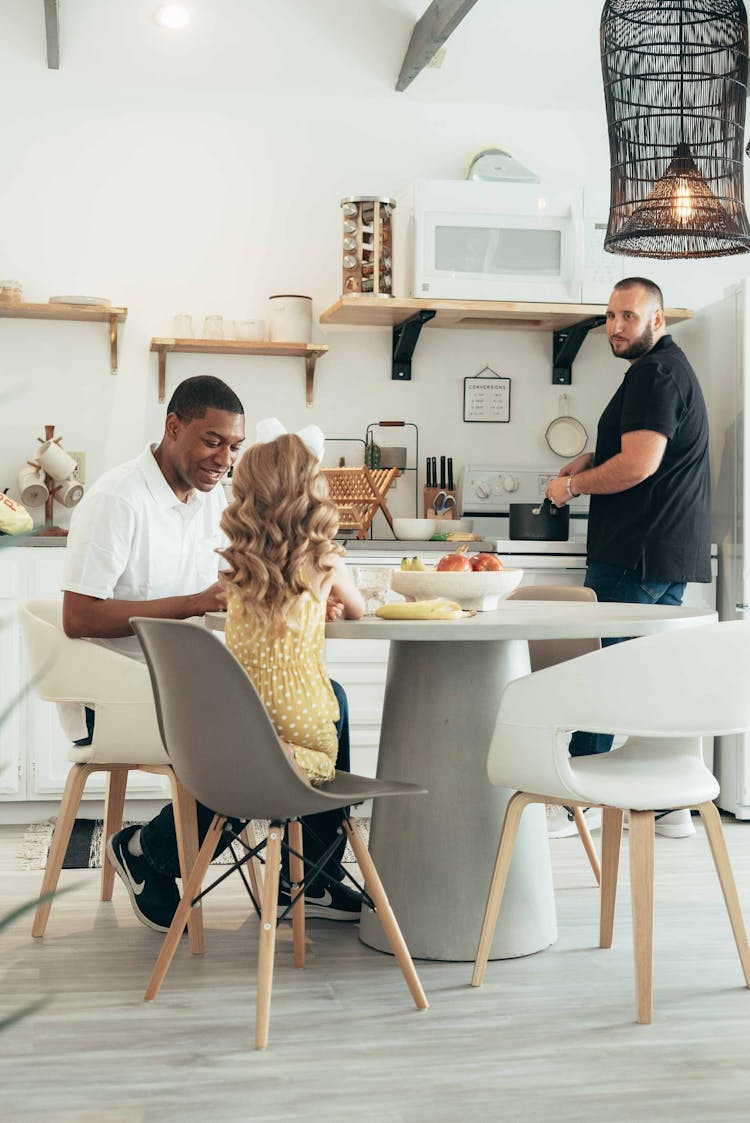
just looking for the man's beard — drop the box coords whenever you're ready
[609,324,655,361]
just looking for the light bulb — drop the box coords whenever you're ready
[154,4,190,29]
[672,178,694,225]
[536,196,547,211]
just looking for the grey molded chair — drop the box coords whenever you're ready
[19,598,205,950]
[130,616,429,1050]
[508,584,602,883]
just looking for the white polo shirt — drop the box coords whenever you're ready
[59,443,227,739]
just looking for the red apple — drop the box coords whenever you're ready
[470,553,503,572]
[436,550,472,573]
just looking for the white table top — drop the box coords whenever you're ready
[207,601,717,642]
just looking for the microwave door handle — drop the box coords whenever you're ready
[570,211,585,301]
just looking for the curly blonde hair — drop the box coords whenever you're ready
[219,433,341,634]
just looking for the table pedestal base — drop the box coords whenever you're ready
[359,638,557,961]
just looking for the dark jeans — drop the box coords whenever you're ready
[568,563,685,758]
[139,678,352,883]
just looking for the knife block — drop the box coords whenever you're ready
[423,487,457,519]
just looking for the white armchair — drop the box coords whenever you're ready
[471,619,750,1024]
[20,598,204,948]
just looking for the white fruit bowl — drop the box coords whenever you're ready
[390,567,523,611]
[392,518,436,541]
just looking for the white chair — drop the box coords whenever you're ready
[471,619,750,1024]
[508,584,601,883]
[20,598,206,948]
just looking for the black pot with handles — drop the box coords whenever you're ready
[509,499,570,541]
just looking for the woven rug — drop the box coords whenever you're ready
[18,817,369,871]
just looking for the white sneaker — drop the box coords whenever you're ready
[546,805,602,839]
[654,809,696,838]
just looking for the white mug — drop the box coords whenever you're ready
[56,478,85,508]
[17,465,48,508]
[267,295,312,343]
[38,440,77,482]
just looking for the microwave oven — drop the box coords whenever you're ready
[394,180,624,304]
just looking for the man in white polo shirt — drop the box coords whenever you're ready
[62,375,361,932]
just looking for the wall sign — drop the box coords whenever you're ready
[463,366,511,423]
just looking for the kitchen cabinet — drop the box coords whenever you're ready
[0,546,169,808]
[150,338,329,407]
[0,301,127,373]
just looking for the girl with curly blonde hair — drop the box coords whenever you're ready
[220,423,363,786]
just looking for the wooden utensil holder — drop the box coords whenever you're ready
[423,487,457,520]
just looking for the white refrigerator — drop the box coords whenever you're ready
[683,279,750,817]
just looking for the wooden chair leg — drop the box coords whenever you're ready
[572,805,601,885]
[241,821,264,903]
[168,772,205,956]
[471,791,534,987]
[599,807,623,949]
[628,809,655,1025]
[343,819,428,1011]
[255,824,283,1050]
[287,819,306,969]
[100,768,129,901]
[32,763,96,938]
[145,815,224,1002]
[697,801,750,987]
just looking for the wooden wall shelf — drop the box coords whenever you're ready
[319,296,693,383]
[319,295,693,332]
[0,301,127,373]
[149,338,329,407]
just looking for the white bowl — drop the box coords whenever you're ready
[431,518,474,535]
[392,518,436,541]
[391,567,523,611]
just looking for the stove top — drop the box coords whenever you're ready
[459,467,590,516]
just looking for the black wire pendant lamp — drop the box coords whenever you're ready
[601,0,750,258]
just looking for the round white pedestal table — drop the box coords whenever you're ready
[325,601,717,962]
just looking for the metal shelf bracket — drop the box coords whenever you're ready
[392,309,436,380]
[552,315,606,384]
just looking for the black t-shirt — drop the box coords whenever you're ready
[586,334,711,583]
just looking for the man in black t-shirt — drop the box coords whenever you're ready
[545,277,711,839]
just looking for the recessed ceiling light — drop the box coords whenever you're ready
[154,4,190,30]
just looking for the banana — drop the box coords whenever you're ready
[376,598,465,620]
[411,556,426,571]
[400,556,411,571]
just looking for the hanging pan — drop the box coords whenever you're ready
[545,394,587,458]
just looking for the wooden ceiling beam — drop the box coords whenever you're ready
[44,0,60,69]
[396,0,481,92]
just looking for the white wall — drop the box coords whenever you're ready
[1,0,749,530]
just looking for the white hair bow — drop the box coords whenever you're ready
[255,417,325,462]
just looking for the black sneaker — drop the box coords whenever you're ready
[106,825,181,933]
[277,878,363,922]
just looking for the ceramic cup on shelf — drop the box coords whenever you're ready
[202,314,224,340]
[233,319,265,341]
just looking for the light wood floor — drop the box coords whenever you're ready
[3,817,750,1123]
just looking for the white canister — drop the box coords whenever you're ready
[267,294,312,343]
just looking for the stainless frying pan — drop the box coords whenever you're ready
[545,394,587,458]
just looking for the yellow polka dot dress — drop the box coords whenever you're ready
[225,590,339,785]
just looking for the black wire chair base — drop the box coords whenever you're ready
[187,817,374,929]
